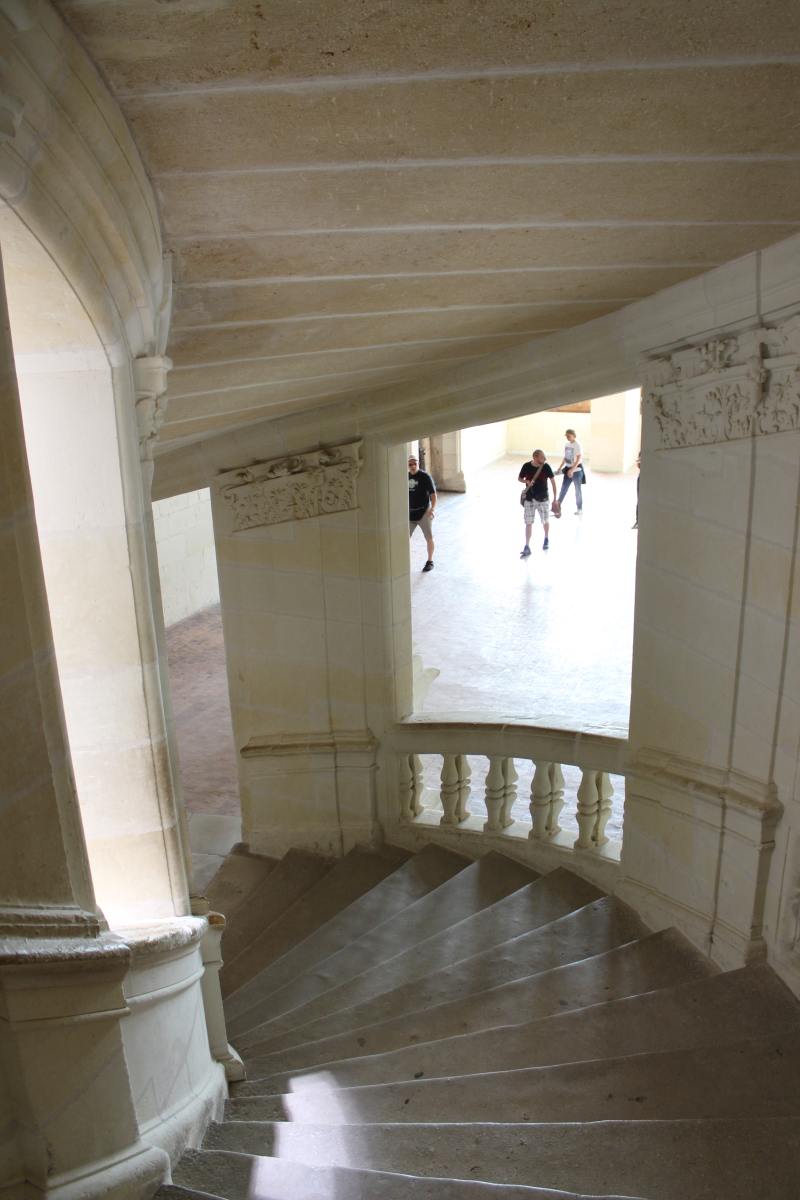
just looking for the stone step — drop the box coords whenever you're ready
[233,962,800,1098]
[220,845,411,997]
[224,844,472,1032]
[202,1116,800,1198]
[241,927,712,1082]
[237,895,648,1056]
[205,847,278,918]
[219,850,334,993]
[174,1149,639,1200]
[230,851,535,1041]
[228,1030,800,1124]
[233,867,600,1052]
[154,1188,223,1200]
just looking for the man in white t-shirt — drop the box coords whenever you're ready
[556,428,584,514]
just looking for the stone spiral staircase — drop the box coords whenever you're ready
[159,844,800,1199]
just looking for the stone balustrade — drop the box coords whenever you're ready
[386,721,626,874]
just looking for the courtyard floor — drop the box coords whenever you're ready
[410,455,638,735]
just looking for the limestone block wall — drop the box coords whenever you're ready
[621,322,800,985]
[506,409,592,460]
[153,488,220,626]
[590,390,641,472]
[210,432,410,858]
[460,420,508,473]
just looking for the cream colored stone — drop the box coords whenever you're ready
[172,271,669,331]
[175,222,800,287]
[127,67,800,173]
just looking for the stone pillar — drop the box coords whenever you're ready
[211,437,403,857]
[0,246,169,1198]
[619,320,800,972]
[428,430,466,492]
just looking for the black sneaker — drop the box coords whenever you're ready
[422,560,434,572]
[543,537,549,550]
[520,546,531,558]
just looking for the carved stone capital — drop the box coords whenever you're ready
[641,314,800,449]
[218,440,363,531]
[133,354,172,462]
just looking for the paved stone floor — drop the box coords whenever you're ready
[165,606,241,877]
[165,456,636,848]
[410,456,638,736]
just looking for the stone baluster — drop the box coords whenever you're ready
[529,761,566,840]
[484,756,506,831]
[398,754,414,822]
[411,753,424,816]
[529,761,552,840]
[500,757,518,827]
[549,763,566,834]
[398,753,425,821]
[594,772,614,847]
[575,769,601,849]
[455,753,472,821]
[440,754,461,825]
[484,755,516,831]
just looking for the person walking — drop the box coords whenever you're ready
[408,454,437,572]
[556,428,585,514]
[518,449,557,557]
[632,451,641,529]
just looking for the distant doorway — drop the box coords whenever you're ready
[408,393,640,737]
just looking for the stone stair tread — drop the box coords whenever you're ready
[232,962,800,1098]
[220,850,334,993]
[224,844,472,1030]
[220,845,411,997]
[154,1187,225,1200]
[202,1116,800,1198]
[229,851,535,1040]
[236,895,649,1056]
[233,867,601,1051]
[240,928,712,1080]
[174,1149,640,1199]
[227,1029,800,1124]
[205,846,279,918]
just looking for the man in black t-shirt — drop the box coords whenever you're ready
[518,449,557,558]
[408,455,437,572]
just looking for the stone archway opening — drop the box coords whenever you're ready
[407,391,641,736]
[152,488,242,887]
[2,206,188,927]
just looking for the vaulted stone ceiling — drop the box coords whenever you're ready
[57,1,800,448]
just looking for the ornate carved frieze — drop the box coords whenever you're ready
[218,440,363,532]
[641,314,800,450]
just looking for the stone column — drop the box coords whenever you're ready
[211,436,403,857]
[619,320,800,972]
[0,247,169,1197]
[428,431,466,492]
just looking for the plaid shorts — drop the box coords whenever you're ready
[523,498,551,525]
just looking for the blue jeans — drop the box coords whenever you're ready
[558,470,583,510]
